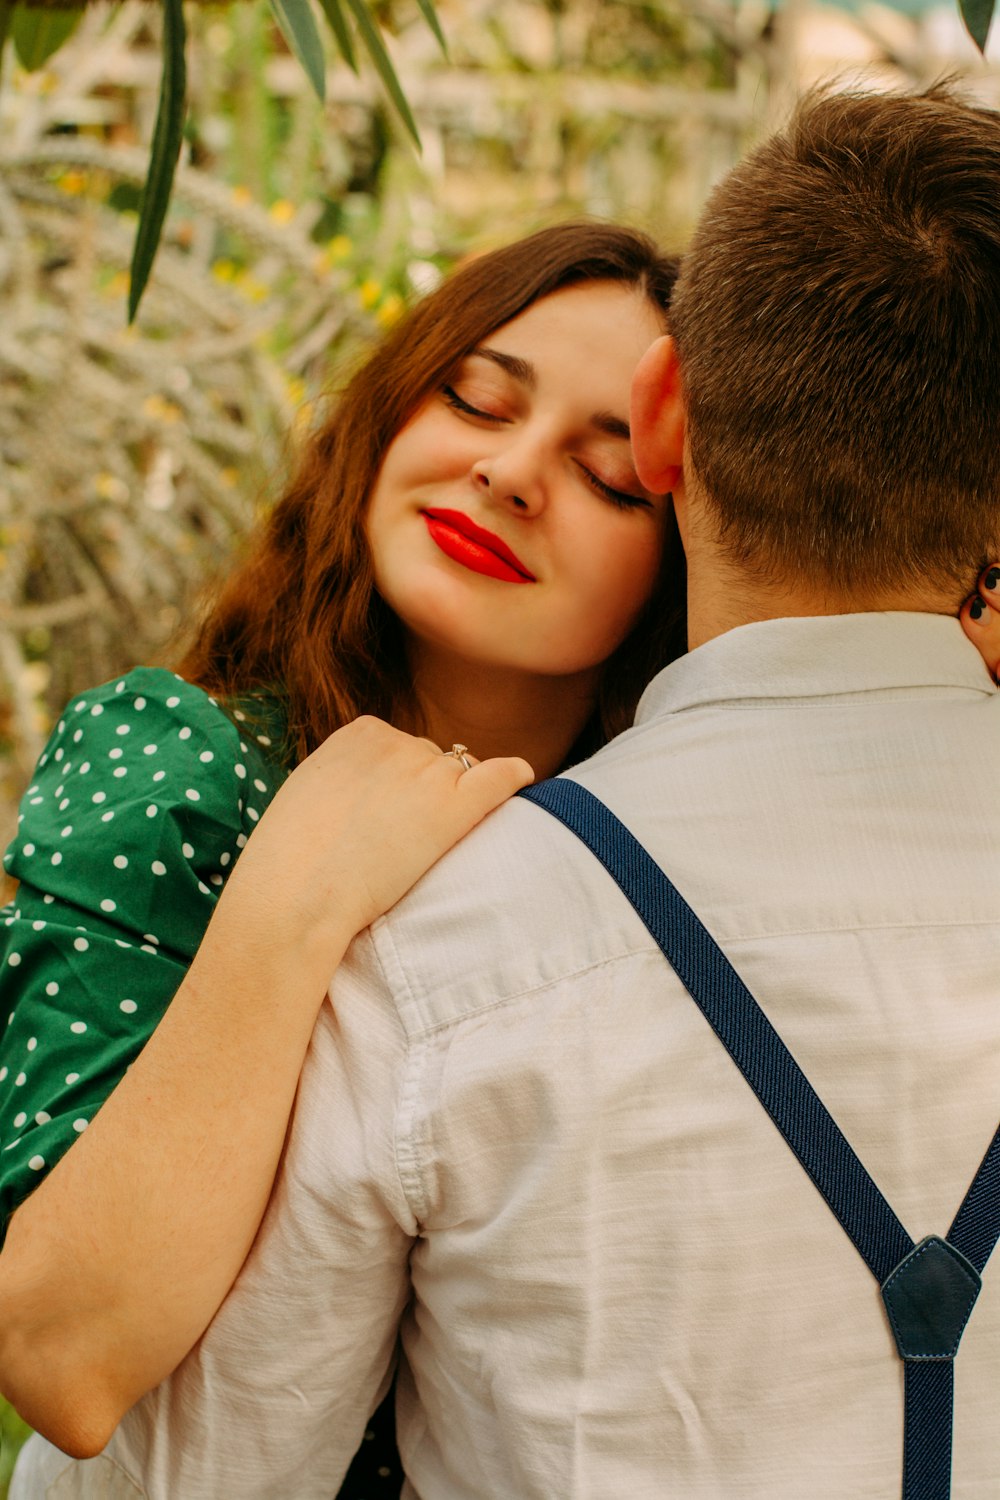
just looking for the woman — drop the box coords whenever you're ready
[0,223,684,1489]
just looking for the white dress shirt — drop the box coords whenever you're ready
[15,613,1000,1499]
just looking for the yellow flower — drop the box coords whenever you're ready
[359,278,382,309]
[231,185,253,207]
[328,235,352,261]
[376,293,405,328]
[212,259,238,283]
[58,170,88,196]
[269,199,296,224]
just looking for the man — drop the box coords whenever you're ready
[17,83,1000,1497]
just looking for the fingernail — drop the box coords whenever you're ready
[985,567,999,590]
[970,597,986,621]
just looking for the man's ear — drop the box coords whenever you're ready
[630,335,686,496]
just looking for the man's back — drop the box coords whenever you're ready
[72,610,998,1500]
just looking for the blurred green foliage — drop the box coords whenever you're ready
[0,1396,32,1499]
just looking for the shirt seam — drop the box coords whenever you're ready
[364,923,430,1229]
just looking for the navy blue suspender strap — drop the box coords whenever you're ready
[519,776,1000,1500]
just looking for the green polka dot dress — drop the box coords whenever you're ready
[0,667,288,1235]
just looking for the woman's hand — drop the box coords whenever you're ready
[959,564,1000,683]
[217,718,533,965]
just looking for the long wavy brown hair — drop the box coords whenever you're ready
[178,222,685,766]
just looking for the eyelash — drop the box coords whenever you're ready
[441,385,650,512]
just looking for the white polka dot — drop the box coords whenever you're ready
[57,720,65,733]
[0,1067,6,1081]
[254,779,267,793]
[140,944,157,955]
[109,748,123,761]
[144,744,158,756]
[113,768,127,779]
[31,920,45,931]
[79,761,91,774]
[257,735,272,747]
[178,727,192,741]
[3,1139,20,1151]
[234,709,246,721]
[220,852,231,867]
[185,788,200,801]
[151,861,166,876]
[26,1037,36,1051]
[91,704,104,716]
[28,1155,45,1171]
[116,725,131,737]
[74,700,88,712]
[182,843,195,859]
[143,933,159,946]
[55,785,64,798]
[70,1021,87,1034]
[73,729,83,743]
[236,833,247,849]
[152,771,166,783]
[240,742,249,754]
[235,764,247,780]
[29,797,43,806]
[120,999,138,1014]
[15,1072,26,1085]
[114,939,131,949]
[92,791,107,804]
[61,825,73,838]
[43,894,54,904]
[74,937,89,952]
[210,873,223,887]
[166,696,180,708]
[115,681,125,693]
[13,1112,26,1128]
[146,804,158,817]
[134,697,147,711]
[100,899,116,913]
[199,750,214,763]
[248,808,260,823]
[22,843,35,857]
[51,852,62,866]
[101,811,115,823]
[197,881,211,895]
[114,855,128,869]
[66,1072,80,1084]
[7,952,21,966]
[59,798,70,811]
[73,1118,88,1133]
[45,982,58,996]
[35,1110,51,1125]
[54,748,64,762]
[39,754,47,767]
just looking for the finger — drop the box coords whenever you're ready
[453,756,535,817]
[959,591,1000,682]
[976,563,1000,613]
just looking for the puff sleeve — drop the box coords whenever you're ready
[0,667,285,1238]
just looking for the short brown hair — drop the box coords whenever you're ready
[669,84,1000,595]
[178,223,683,763]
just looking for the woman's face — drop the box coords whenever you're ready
[365,280,669,680]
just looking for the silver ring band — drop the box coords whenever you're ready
[444,743,473,771]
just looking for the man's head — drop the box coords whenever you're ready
[633,84,1000,607]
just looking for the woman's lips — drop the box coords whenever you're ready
[421,509,536,584]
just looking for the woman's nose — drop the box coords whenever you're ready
[471,444,548,515]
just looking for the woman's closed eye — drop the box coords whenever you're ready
[574,460,652,511]
[442,385,507,424]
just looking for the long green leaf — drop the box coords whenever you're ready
[340,0,420,146]
[11,3,83,71]
[959,0,994,49]
[414,0,447,57]
[317,0,357,73]
[269,0,326,102]
[128,0,187,323]
[0,0,14,69]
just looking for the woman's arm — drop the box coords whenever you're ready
[0,711,530,1459]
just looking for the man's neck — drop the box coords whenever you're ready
[684,548,964,651]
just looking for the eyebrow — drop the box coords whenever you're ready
[471,347,633,440]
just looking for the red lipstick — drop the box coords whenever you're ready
[421,509,536,584]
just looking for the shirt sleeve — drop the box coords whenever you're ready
[0,667,284,1239]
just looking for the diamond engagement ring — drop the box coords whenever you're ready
[444,743,473,771]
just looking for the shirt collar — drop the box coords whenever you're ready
[635,612,997,724]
